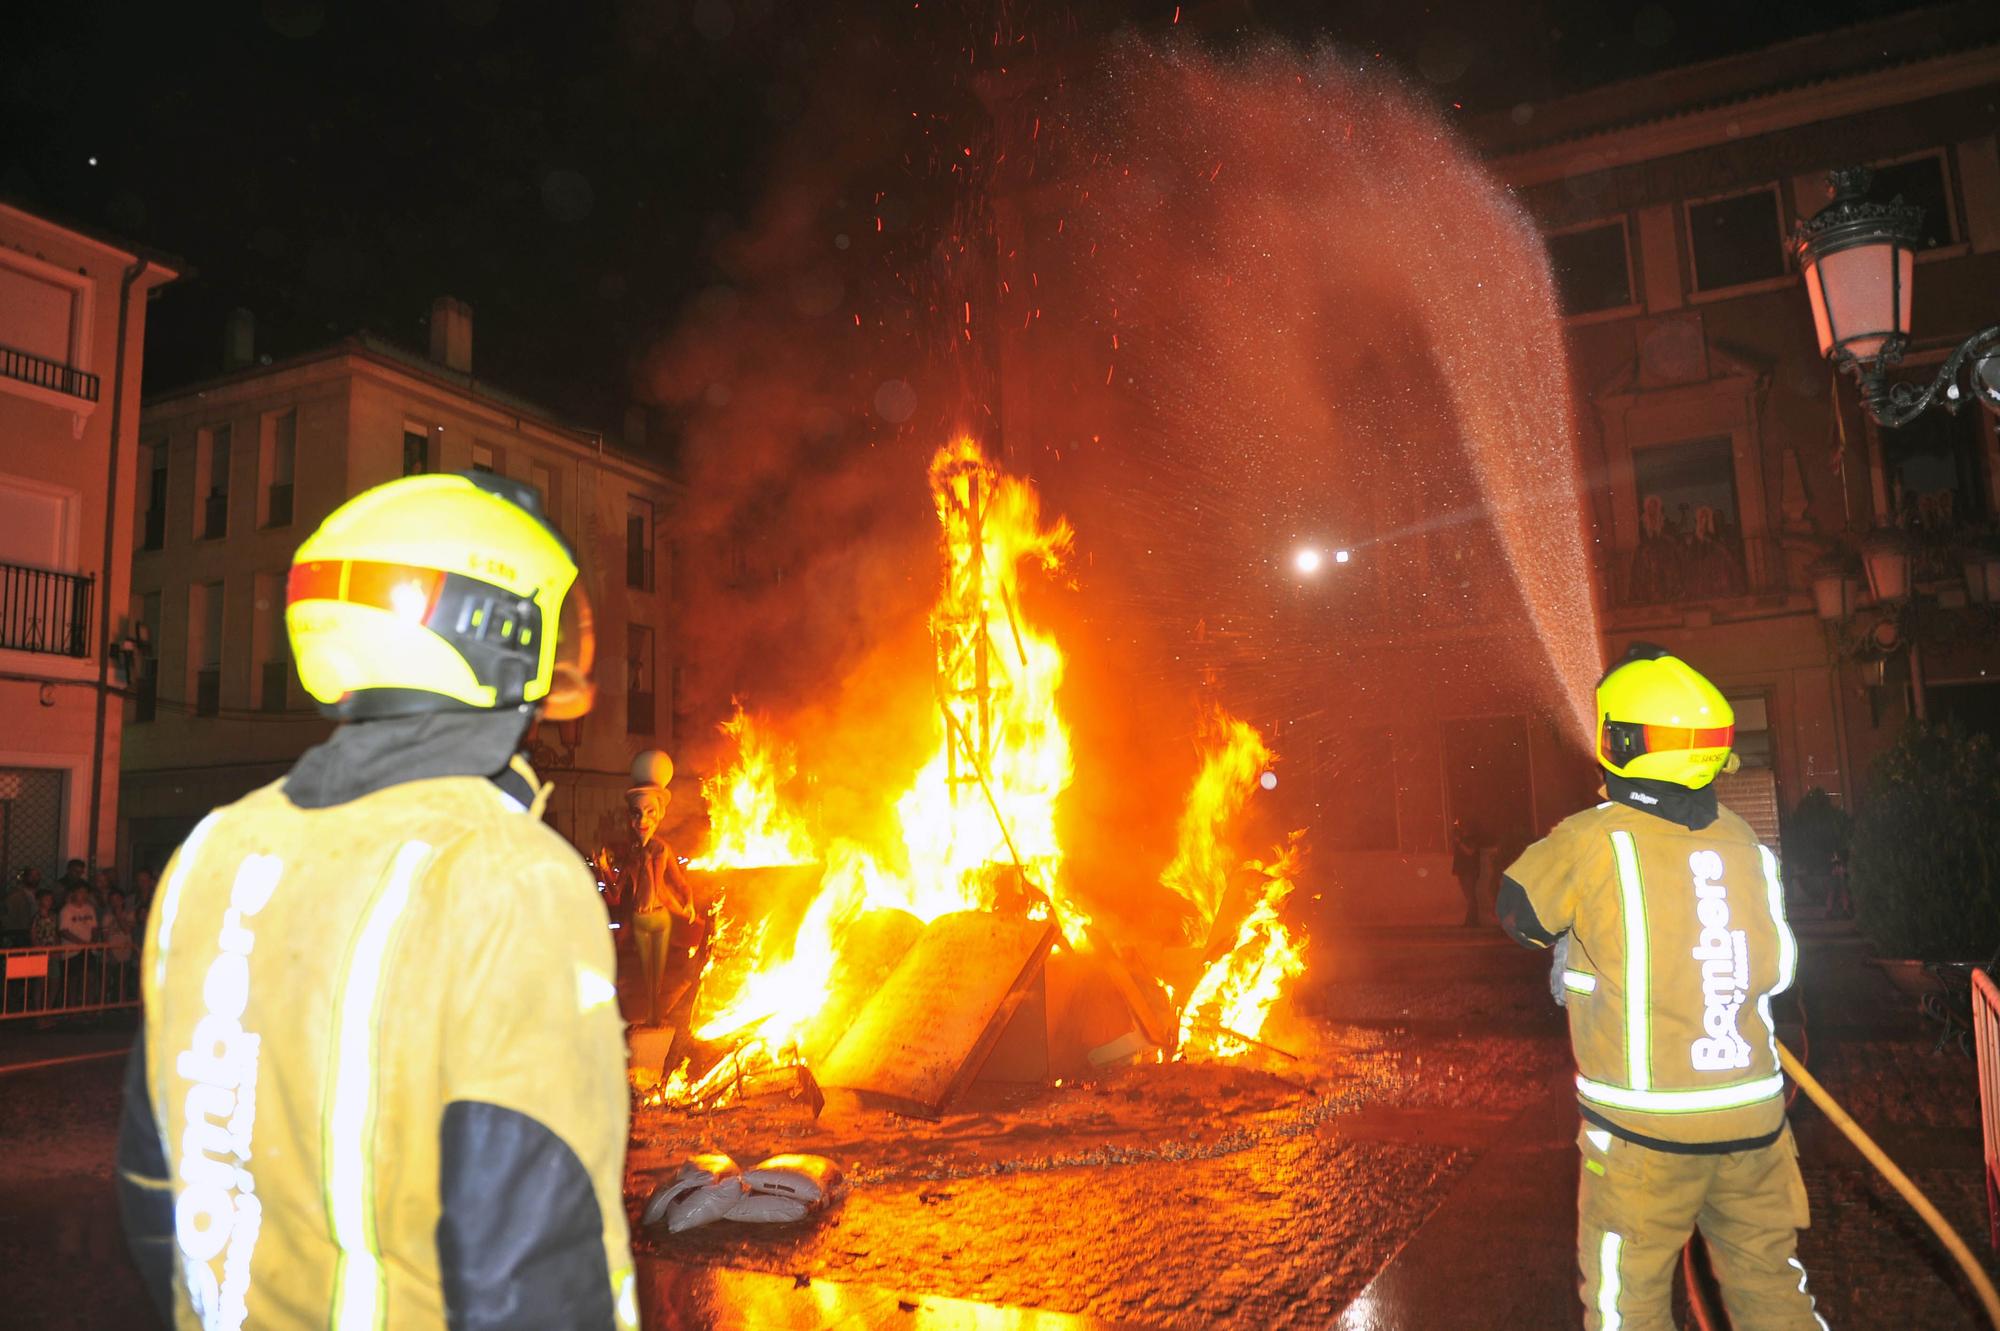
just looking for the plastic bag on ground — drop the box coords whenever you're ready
[665,1178,748,1232]
[742,1153,843,1209]
[640,1153,742,1230]
[724,1193,812,1224]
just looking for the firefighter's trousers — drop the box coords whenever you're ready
[1577,1123,1826,1330]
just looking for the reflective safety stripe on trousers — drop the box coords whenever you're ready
[325,841,435,1331]
[1577,830,1782,1116]
[1598,1230,1624,1331]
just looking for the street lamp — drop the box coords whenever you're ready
[1808,551,1857,622]
[1858,524,1914,603]
[1794,167,2000,428]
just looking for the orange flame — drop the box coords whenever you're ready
[661,443,1304,1108]
[666,438,1084,1101]
[688,705,816,870]
[1159,710,1308,1059]
[1176,840,1307,1057]
[1160,710,1272,938]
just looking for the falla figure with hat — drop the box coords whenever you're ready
[601,750,698,1028]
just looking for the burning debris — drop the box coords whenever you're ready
[649,438,1308,1116]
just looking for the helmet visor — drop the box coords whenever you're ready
[288,559,447,623]
[1640,723,1734,755]
[543,580,596,721]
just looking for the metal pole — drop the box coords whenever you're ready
[1909,640,1928,721]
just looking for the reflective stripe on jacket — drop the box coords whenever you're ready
[127,776,637,1331]
[1505,801,1795,1146]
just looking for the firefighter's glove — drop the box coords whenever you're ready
[1549,933,1571,1009]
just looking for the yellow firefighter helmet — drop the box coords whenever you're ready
[285,471,595,720]
[1595,643,1735,789]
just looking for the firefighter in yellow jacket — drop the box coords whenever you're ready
[1498,643,1825,1331]
[116,472,639,1330]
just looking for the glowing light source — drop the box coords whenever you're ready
[1293,548,1321,574]
[388,581,432,621]
[1259,770,1277,790]
[1333,549,1351,564]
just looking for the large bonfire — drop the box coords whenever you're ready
[659,438,1305,1107]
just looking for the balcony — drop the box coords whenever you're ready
[1615,532,1792,609]
[0,343,100,403]
[0,561,94,658]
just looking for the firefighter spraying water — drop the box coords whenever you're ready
[1499,643,1822,1329]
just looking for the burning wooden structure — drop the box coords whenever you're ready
[648,439,1306,1117]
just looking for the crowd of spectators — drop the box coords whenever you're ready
[2,858,152,1019]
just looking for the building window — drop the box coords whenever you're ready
[1626,436,1745,603]
[403,427,432,477]
[260,410,296,528]
[133,590,161,723]
[1686,187,1787,292]
[196,424,231,541]
[1728,694,1773,769]
[1870,152,1956,251]
[626,496,654,591]
[470,441,500,474]
[1547,219,1635,316]
[251,572,290,713]
[627,623,655,736]
[139,440,168,551]
[189,581,224,717]
[531,461,563,539]
[0,257,86,402]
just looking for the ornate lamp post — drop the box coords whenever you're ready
[1791,167,2000,722]
[1794,167,2000,427]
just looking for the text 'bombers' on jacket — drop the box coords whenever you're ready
[116,713,639,1331]
[1501,799,1799,1152]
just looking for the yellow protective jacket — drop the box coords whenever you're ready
[116,723,637,1331]
[1501,795,1798,1150]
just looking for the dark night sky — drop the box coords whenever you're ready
[2,0,1938,461]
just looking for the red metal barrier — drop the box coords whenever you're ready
[1972,968,2000,1250]
[0,942,140,1020]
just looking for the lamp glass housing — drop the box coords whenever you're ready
[1802,240,1914,363]
[1862,538,1912,602]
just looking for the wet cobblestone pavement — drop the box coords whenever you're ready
[631,923,2000,1329]
[2,925,1994,1327]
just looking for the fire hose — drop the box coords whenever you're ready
[1681,1039,2000,1329]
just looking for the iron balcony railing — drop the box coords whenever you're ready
[0,560,94,658]
[0,343,100,402]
